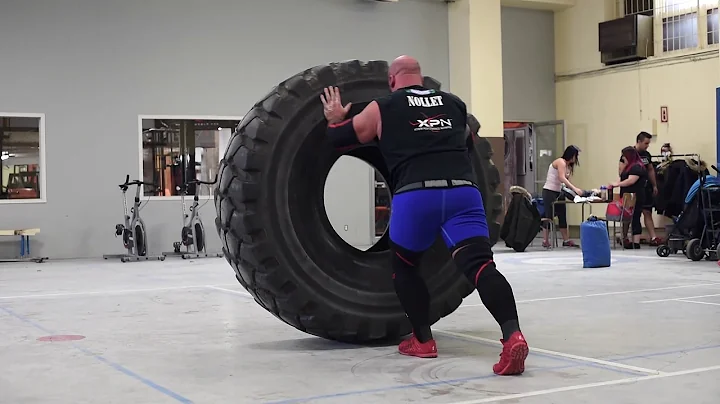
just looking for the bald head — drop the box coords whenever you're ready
[389,55,421,76]
[388,55,423,91]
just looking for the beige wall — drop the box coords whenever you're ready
[555,0,720,226]
[554,0,615,75]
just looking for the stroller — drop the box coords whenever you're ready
[657,165,720,260]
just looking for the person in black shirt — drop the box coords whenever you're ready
[611,146,649,249]
[320,55,528,375]
[618,132,661,246]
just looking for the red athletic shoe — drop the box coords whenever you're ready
[398,334,438,358]
[493,331,529,375]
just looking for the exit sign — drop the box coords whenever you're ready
[660,106,669,123]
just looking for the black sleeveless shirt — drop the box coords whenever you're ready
[375,85,474,193]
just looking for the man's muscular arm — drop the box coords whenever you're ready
[352,101,382,143]
[326,101,381,150]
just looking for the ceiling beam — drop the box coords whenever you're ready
[501,0,575,11]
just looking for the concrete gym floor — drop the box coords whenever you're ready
[1,246,720,404]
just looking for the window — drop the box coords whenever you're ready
[140,116,241,198]
[657,0,719,52]
[623,0,654,16]
[0,113,45,202]
[708,7,719,44]
[618,0,720,54]
[662,12,699,51]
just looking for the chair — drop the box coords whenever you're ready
[540,218,558,249]
[598,193,636,249]
[536,200,559,249]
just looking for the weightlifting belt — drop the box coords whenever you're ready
[395,179,476,194]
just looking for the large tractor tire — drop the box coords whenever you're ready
[215,60,503,343]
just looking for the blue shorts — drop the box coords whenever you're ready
[389,185,489,252]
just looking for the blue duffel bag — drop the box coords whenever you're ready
[580,217,611,268]
[532,197,545,217]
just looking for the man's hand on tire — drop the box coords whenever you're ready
[320,86,352,124]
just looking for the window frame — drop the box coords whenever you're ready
[0,112,47,204]
[707,6,720,45]
[653,0,720,54]
[137,114,242,201]
[617,0,720,55]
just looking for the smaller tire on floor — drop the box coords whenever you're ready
[686,238,704,261]
[656,245,671,257]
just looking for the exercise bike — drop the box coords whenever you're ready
[103,175,165,263]
[163,175,222,259]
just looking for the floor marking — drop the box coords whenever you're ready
[676,299,720,307]
[0,305,193,403]
[585,282,720,297]
[458,283,720,309]
[264,362,594,404]
[446,364,720,404]
[461,295,582,307]
[267,343,720,403]
[641,293,720,303]
[502,267,579,274]
[0,285,210,299]
[436,330,663,376]
[205,285,253,297]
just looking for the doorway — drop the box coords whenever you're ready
[503,120,565,205]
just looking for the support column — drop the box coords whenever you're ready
[448,0,504,139]
[448,0,506,219]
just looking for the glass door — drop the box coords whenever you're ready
[532,120,566,196]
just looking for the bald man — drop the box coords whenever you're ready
[321,56,528,375]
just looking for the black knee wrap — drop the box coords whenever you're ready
[389,241,433,342]
[390,240,424,279]
[451,236,496,286]
[452,237,519,336]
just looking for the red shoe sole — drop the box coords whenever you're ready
[495,342,529,375]
[399,350,438,358]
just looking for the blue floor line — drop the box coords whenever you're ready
[207,287,720,403]
[0,305,193,404]
[264,362,582,404]
[263,340,720,404]
[608,343,720,362]
[6,285,714,404]
[438,332,644,376]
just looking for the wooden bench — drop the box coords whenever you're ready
[0,228,47,263]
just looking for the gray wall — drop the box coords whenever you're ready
[325,157,375,249]
[0,0,449,259]
[501,7,556,122]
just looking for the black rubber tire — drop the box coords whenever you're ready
[656,245,670,257]
[686,238,704,261]
[214,59,501,343]
[135,224,146,257]
[195,223,205,252]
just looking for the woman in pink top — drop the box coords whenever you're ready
[541,146,583,248]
